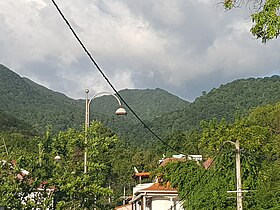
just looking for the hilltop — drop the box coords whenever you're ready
[1,64,280,146]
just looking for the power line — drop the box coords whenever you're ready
[50,0,186,155]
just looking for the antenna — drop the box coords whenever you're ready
[134,167,139,173]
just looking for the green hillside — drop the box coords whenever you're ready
[1,64,280,146]
[0,64,85,133]
[0,65,189,137]
[1,64,280,209]
[91,88,189,144]
[151,76,280,136]
[92,88,188,122]
[0,110,36,135]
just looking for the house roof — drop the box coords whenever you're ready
[130,182,178,203]
[159,157,186,166]
[203,158,214,169]
[137,182,177,194]
[132,172,150,178]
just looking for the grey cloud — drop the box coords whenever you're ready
[0,0,280,101]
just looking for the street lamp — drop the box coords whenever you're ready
[84,89,127,173]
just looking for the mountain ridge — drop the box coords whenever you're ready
[0,64,188,135]
[1,64,280,146]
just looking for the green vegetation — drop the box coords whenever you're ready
[1,64,280,208]
[0,110,36,135]
[0,122,117,209]
[159,102,280,209]
[151,76,280,140]
[0,64,84,134]
[224,0,280,42]
[0,64,189,139]
[0,122,160,209]
[2,65,280,147]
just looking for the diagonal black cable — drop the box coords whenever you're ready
[50,0,186,155]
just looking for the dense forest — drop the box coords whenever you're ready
[1,64,280,209]
[2,64,280,146]
[160,102,280,209]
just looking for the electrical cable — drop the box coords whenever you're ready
[50,0,187,155]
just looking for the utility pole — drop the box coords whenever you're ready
[235,140,243,210]
[225,140,243,210]
[38,142,44,167]
[84,89,89,174]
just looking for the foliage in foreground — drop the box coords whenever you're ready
[0,120,161,209]
[0,121,117,209]
[224,0,280,42]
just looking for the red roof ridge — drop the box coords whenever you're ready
[140,181,177,192]
[134,172,150,177]
[203,158,214,169]
[160,157,186,166]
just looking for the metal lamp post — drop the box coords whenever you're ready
[84,89,127,173]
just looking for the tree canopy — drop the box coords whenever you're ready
[159,102,280,209]
[0,122,119,209]
[224,0,280,42]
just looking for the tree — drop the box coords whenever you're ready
[0,121,118,209]
[224,0,280,42]
[160,102,280,209]
[47,121,117,209]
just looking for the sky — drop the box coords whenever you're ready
[1,0,280,102]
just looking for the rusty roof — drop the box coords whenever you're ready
[132,172,151,179]
[203,158,214,169]
[138,182,177,193]
[160,157,186,166]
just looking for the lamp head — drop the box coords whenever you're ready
[54,155,62,162]
[115,107,127,116]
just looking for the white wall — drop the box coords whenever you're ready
[151,197,184,210]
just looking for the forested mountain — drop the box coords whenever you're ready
[150,75,280,137]
[92,88,189,145]
[93,88,188,122]
[1,64,280,146]
[0,64,189,136]
[88,76,280,146]
[0,64,85,133]
[0,110,35,135]
[1,64,280,209]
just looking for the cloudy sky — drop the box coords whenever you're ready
[1,0,279,101]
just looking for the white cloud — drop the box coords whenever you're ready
[0,0,279,100]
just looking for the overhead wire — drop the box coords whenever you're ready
[46,5,251,209]
[50,0,186,155]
